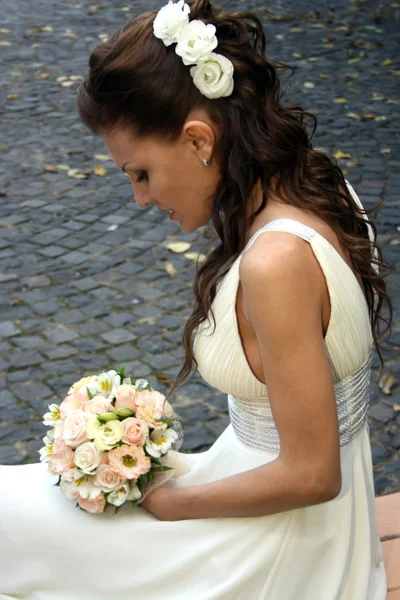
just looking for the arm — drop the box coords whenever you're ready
[143,233,342,520]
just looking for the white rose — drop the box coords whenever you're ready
[145,427,179,458]
[175,20,218,66]
[153,0,190,47]
[107,483,130,507]
[63,409,89,448]
[93,420,123,451]
[74,442,102,474]
[190,52,234,99]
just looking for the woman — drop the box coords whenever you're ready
[0,0,392,598]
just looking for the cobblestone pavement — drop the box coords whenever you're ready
[0,0,399,495]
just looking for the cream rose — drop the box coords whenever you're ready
[49,440,74,475]
[175,20,218,66]
[115,384,137,412]
[93,420,123,451]
[59,392,87,419]
[153,0,190,47]
[62,410,89,448]
[74,442,102,474]
[121,417,149,446]
[190,52,234,99]
[95,463,124,493]
[82,395,113,415]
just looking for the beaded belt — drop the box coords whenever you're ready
[228,349,373,454]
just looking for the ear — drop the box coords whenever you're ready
[183,120,216,165]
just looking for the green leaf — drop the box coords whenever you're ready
[152,466,174,472]
[86,386,94,400]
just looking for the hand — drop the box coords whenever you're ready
[139,482,187,521]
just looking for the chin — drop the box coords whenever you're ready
[179,215,210,234]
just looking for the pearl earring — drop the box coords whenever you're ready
[203,157,213,167]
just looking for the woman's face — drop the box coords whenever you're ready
[100,109,220,233]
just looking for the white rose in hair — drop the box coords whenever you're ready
[190,52,234,99]
[153,0,190,47]
[175,20,218,66]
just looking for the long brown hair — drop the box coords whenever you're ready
[77,0,393,400]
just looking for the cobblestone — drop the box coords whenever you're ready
[0,0,399,496]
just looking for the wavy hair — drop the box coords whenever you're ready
[77,0,393,400]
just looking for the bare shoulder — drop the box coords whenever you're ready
[239,230,321,288]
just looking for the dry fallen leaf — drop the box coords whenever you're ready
[334,98,347,104]
[378,371,396,395]
[319,73,330,79]
[393,404,400,412]
[44,165,58,173]
[304,82,315,89]
[67,168,88,180]
[362,113,377,120]
[7,93,20,99]
[93,164,107,177]
[333,151,352,159]
[57,164,70,171]
[166,242,191,253]
[380,148,392,155]
[346,112,361,121]
[94,154,112,161]
[380,59,392,67]
[184,252,207,263]
[61,81,74,87]
[164,262,177,276]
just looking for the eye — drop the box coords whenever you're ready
[136,170,148,184]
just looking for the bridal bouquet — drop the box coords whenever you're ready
[38,366,184,513]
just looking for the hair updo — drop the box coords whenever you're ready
[77,0,392,397]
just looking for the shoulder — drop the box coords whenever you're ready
[239,230,320,288]
[239,230,325,330]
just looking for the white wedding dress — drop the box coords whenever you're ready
[0,181,387,600]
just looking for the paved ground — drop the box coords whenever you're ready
[0,0,399,495]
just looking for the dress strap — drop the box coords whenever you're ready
[241,218,317,258]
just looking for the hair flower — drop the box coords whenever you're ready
[153,0,190,47]
[153,1,234,99]
[190,52,234,99]
[175,20,218,66]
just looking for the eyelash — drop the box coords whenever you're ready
[136,171,148,184]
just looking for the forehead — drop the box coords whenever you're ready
[100,127,174,168]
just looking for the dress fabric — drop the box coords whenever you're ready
[0,181,387,600]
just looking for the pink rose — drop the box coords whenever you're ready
[121,417,149,446]
[108,444,151,480]
[82,395,113,415]
[115,384,137,411]
[49,441,74,475]
[134,391,170,430]
[63,409,89,448]
[95,464,124,492]
[77,493,105,513]
[59,392,88,419]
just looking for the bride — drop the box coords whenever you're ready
[0,1,392,598]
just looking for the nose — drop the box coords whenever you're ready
[131,182,154,208]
